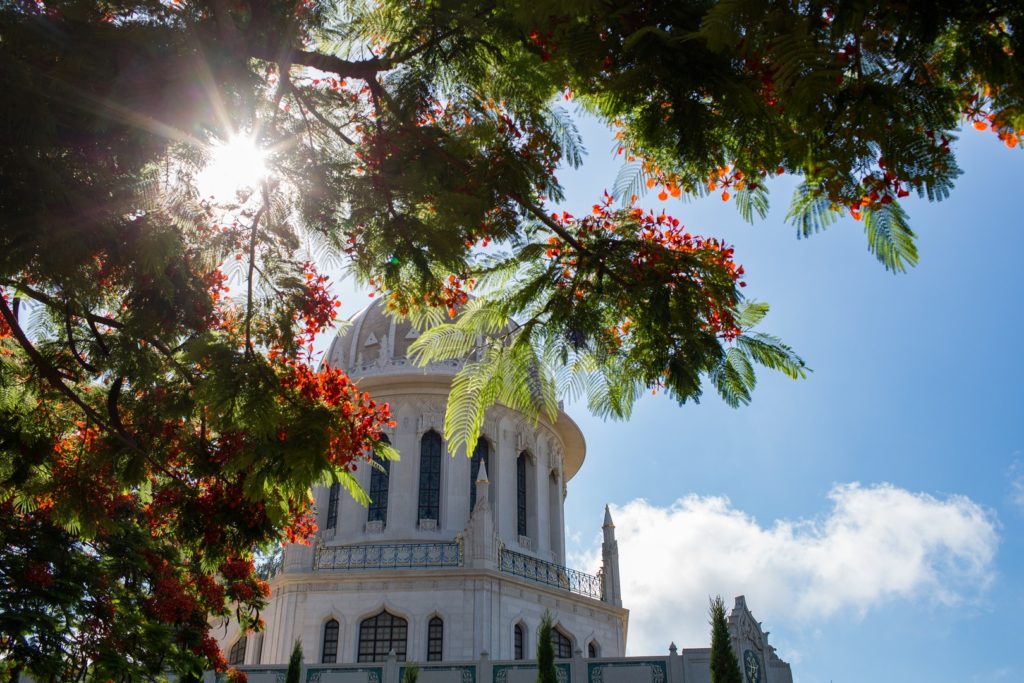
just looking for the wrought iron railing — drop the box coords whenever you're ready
[315,542,462,571]
[499,548,604,601]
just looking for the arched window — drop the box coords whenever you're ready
[427,616,443,661]
[548,471,560,555]
[588,641,599,658]
[358,610,408,662]
[514,623,525,660]
[469,438,489,512]
[228,636,247,666]
[326,482,340,530]
[418,431,443,523]
[516,452,528,537]
[551,627,572,659]
[322,619,340,663]
[368,435,391,525]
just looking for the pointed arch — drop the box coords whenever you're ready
[513,621,527,660]
[322,618,340,663]
[587,640,600,659]
[550,625,572,659]
[548,469,561,558]
[326,482,340,530]
[426,614,444,661]
[418,431,443,524]
[368,434,391,525]
[228,636,247,666]
[357,609,408,662]
[516,451,530,538]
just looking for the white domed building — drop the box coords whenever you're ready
[214,301,793,683]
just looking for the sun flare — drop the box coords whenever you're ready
[197,135,267,201]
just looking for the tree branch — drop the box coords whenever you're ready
[247,44,394,81]
[290,86,357,146]
[244,195,270,353]
[64,303,97,373]
[0,296,131,451]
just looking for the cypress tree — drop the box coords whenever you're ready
[536,612,558,683]
[284,640,303,683]
[709,596,742,683]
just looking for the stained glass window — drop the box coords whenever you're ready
[516,452,528,537]
[551,627,572,659]
[358,611,408,662]
[418,431,442,523]
[368,435,391,524]
[228,637,246,666]
[322,619,339,663]
[427,616,443,661]
[326,482,339,530]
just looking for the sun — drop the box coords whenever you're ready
[197,135,268,201]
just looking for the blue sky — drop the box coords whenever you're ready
[556,114,1024,682]
[327,113,1023,683]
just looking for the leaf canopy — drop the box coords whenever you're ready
[1,0,1022,677]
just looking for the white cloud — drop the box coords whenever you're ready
[571,483,997,655]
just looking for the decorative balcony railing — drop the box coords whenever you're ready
[315,542,463,572]
[499,548,604,601]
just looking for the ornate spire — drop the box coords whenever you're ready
[601,504,622,607]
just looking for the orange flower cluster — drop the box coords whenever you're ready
[298,261,342,348]
[0,288,12,356]
[637,157,784,205]
[966,112,1022,148]
[546,192,746,341]
[963,87,1023,149]
[845,157,913,220]
[377,272,475,319]
[279,361,394,468]
[527,27,558,62]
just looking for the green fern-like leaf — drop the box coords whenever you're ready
[862,201,918,273]
[735,301,769,328]
[734,183,770,223]
[335,469,370,507]
[787,182,839,237]
[735,332,808,379]
[542,105,586,169]
[444,345,506,456]
[612,160,648,204]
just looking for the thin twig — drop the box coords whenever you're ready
[244,193,270,353]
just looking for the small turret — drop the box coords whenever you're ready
[464,460,496,570]
[473,460,490,514]
[601,505,622,606]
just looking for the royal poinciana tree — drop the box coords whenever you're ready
[1,0,1021,679]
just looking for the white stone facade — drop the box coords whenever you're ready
[213,301,792,683]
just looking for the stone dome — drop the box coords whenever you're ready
[322,298,586,482]
[322,299,520,381]
[321,299,457,380]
